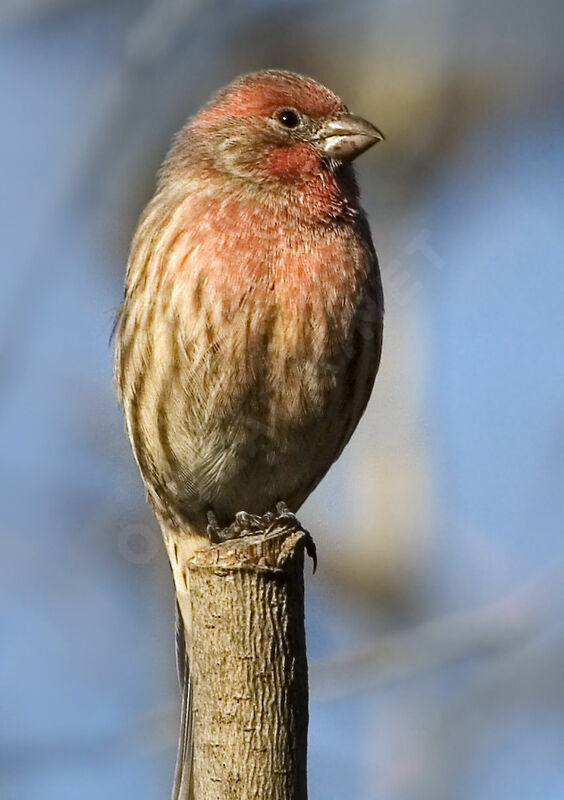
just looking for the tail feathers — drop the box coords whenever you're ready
[171,602,194,800]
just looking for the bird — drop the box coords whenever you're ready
[113,69,384,798]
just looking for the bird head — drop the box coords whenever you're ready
[164,70,384,195]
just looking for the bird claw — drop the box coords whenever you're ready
[271,501,317,573]
[207,504,317,572]
[304,533,318,574]
[206,510,223,543]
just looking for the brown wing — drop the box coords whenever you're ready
[332,213,384,463]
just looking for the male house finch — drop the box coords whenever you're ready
[114,70,383,797]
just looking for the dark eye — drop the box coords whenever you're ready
[276,109,300,129]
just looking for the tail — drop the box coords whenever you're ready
[171,601,194,800]
[161,527,205,799]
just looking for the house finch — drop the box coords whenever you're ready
[114,69,383,798]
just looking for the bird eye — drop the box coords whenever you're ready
[276,109,300,129]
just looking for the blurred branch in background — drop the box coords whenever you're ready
[311,559,564,699]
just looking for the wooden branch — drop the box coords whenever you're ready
[187,525,310,800]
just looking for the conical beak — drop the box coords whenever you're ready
[315,113,384,161]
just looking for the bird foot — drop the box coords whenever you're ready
[266,501,317,573]
[207,504,317,571]
[206,509,274,543]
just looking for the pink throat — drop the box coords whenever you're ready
[159,189,361,317]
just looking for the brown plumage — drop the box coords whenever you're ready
[114,69,384,798]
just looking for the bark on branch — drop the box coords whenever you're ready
[187,525,310,800]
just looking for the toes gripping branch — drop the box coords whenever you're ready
[206,504,317,572]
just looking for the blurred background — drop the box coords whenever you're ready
[2,1,563,798]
